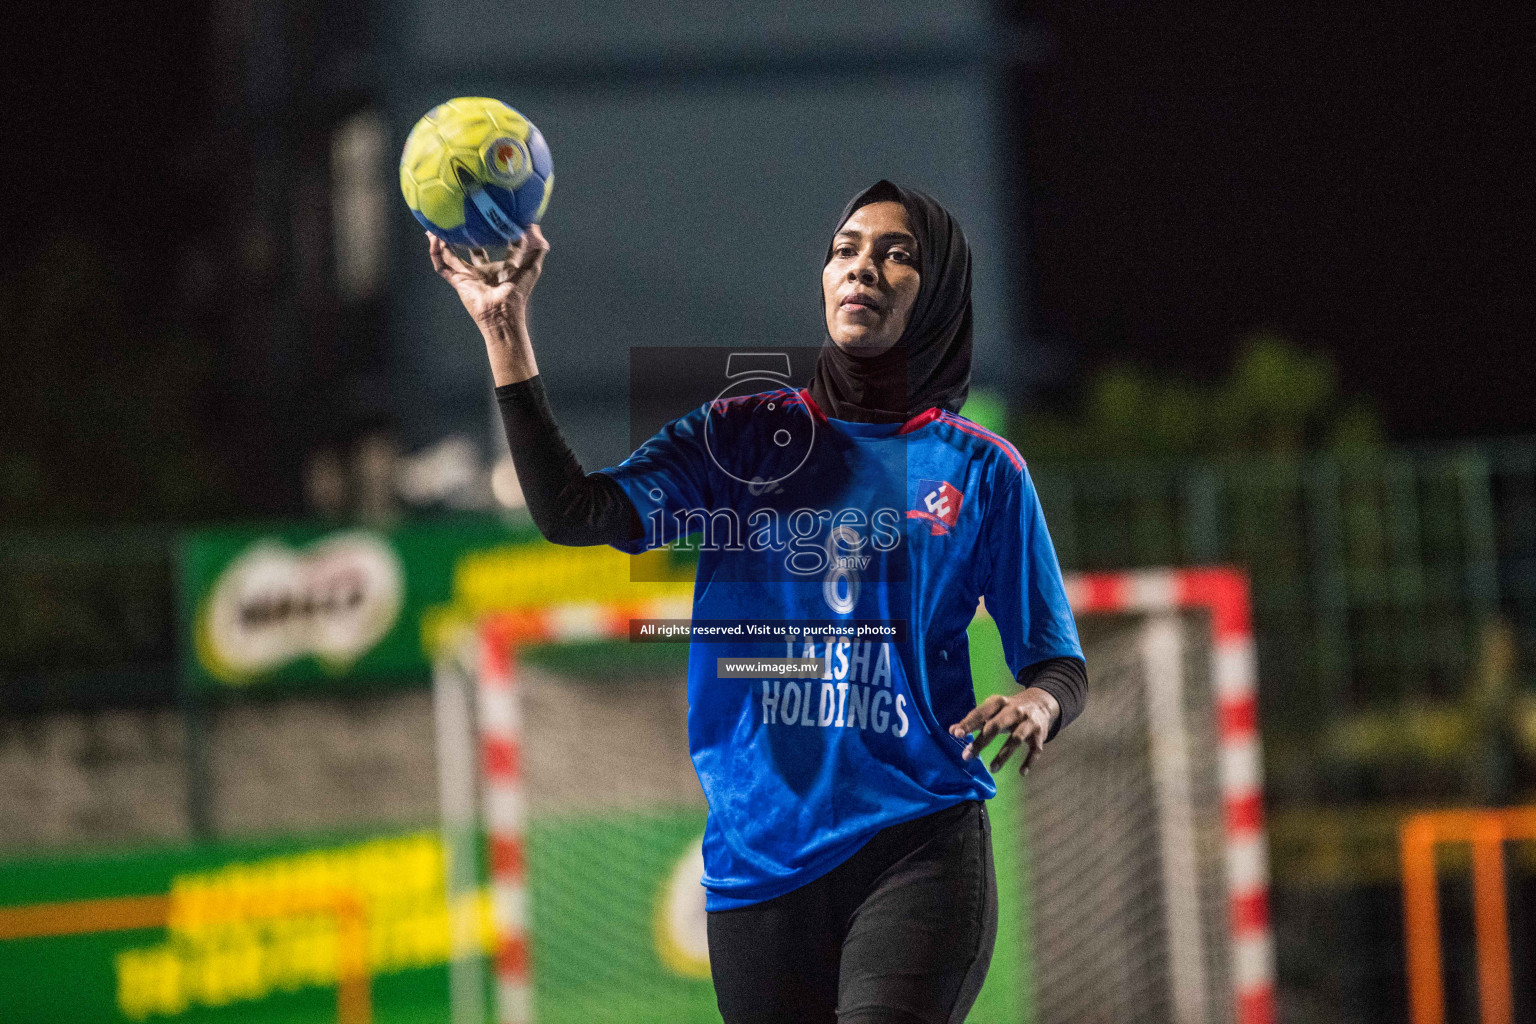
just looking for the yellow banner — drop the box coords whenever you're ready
[423,543,693,653]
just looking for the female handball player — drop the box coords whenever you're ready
[429,180,1087,1024]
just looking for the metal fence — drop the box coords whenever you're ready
[1033,441,1536,742]
[6,440,1534,736]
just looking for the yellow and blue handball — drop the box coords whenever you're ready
[400,97,553,249]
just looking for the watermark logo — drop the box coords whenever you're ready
[703,353,817,488]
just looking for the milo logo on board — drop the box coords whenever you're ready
[196,531,404,683]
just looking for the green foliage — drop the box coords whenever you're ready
[1017,331,1385,461]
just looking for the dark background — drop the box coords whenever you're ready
[7,3,1534,513]
[1013,5,1534,440]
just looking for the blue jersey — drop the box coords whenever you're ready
[600,388,1081,909]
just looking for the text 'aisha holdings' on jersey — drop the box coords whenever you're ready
[759,640,910,737]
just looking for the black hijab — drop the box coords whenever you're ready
[807,180,974,423]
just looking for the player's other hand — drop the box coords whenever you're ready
[428,226,549,331]
[948,688,1061,775]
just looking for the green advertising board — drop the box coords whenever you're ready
[178,518,697,693]
[0,830,459,1024]
[0,813,725,1024]
[177,518,535,691]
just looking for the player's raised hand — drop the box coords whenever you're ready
[948,688,1060,775]
[428,226,549,329]
[429,227,548,386]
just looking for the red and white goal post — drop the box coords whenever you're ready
[432,567,1274,1024]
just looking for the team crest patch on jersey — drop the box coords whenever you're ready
[907,479,963,535]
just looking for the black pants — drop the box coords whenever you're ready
[707,800,998,1024]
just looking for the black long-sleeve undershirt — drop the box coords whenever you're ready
[495,375,642,547]
[495,374,1086,735]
